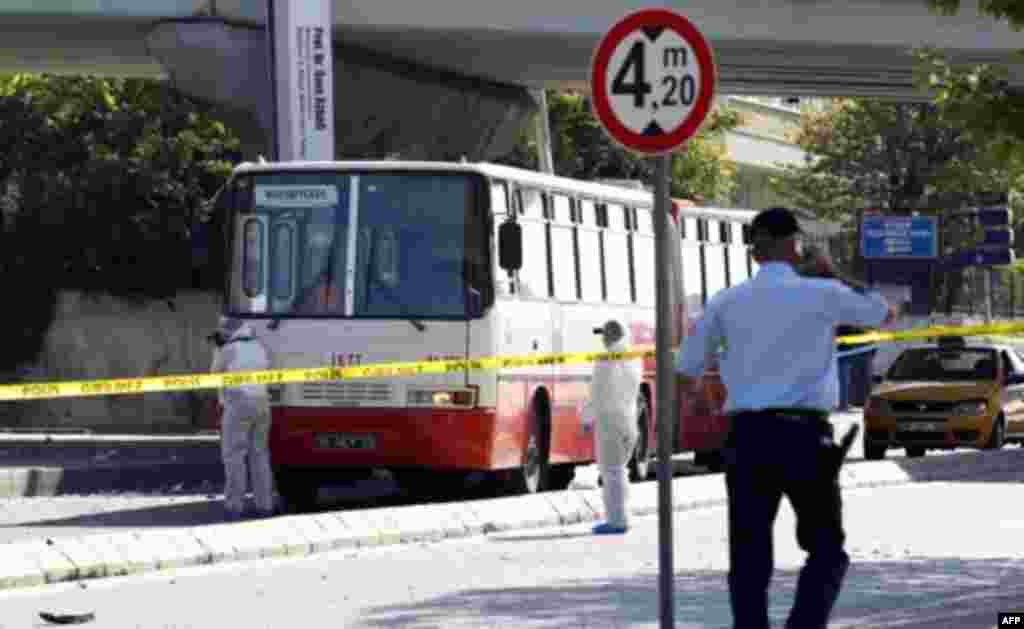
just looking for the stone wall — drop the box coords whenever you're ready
[3,291,223,434]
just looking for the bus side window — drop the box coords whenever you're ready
[704,218,727,300]
[491,180,509,216]
[633,207,655,306]
[490,180,514,296]
[604,203,632,305]
[551,194,577,302]
[515,186,552,299]
[577,199,603,303]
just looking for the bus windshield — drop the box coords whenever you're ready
[227,170,490,319]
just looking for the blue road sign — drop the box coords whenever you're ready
[983,227,1014,248]
[945,248,1015,269]
[862,215,938,259]
[978,206,1012,228]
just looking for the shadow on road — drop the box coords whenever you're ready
[356,558,1024,629]
[889,448,1024,484]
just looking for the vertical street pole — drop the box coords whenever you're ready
[531,89,555,175]
[653,154,675,628]
[265,0,280,160]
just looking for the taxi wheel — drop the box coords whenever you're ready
[984,415,1006,450]
[905,446,926,458]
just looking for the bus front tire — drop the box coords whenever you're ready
[507,402,550,495]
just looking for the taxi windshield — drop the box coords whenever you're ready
[886,347,997,382]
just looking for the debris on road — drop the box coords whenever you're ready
[38,611,95,625]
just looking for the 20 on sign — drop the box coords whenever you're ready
[605,28,704,137]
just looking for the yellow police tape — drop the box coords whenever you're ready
[2,320,1024,403]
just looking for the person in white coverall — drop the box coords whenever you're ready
[209,317,275,521]
[586,319,643,535]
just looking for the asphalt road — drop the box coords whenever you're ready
[1,481,1021,628]
[0,409,1004,546]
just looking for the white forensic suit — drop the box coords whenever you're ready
[586,319,643,532]
[210,319,275,518]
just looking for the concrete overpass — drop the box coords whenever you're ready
[1,0,1022,159]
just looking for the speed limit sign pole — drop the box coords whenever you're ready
[591,9,716,627]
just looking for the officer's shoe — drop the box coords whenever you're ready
[592,523,628,535]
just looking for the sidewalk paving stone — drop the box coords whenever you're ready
[465,494,562,533]
[0,544,45,589]
[191,524,241,564]
[544,491,595,525]
[50,537,108,579]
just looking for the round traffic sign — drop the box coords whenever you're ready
[591,9,717,155]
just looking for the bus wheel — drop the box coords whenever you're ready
[274,467,320,513]
[548,464,575,491]
[507,402,550,495]
[629,391,652,482]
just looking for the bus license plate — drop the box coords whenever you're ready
[315,433,376,450]
[902,422,942,432]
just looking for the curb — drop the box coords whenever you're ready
[0,459,918,592]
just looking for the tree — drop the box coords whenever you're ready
[926,0,1024,29]
[767,97,1014,311]
[0,74,241,371]
[499,90,741,204]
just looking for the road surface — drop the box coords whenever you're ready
[1,481,1020,628]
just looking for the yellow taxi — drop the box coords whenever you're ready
[863,336,1024,460]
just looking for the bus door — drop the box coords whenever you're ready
[234,213,270,314]
[268,214,300,313]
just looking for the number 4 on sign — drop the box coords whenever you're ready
[612,42,651,107]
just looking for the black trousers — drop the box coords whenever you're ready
[724,413,850,629]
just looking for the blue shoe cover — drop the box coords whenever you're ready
[592,523,628,535]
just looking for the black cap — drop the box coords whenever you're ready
[751,207,801,240]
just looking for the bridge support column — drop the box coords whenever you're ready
[146,20,537,162]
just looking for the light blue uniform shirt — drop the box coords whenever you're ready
[675,262,890,414]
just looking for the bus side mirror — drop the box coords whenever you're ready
[498,220,522,273]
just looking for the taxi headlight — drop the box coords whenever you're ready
[952,399,988,416]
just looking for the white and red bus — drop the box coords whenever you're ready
[212,160,828,506]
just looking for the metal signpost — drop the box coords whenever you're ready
[591,10,716,627]
[266,0,336,162]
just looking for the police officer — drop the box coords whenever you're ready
[209,316,275,521]
[675,208,895,629]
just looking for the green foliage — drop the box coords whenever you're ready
[0,74,241,370]
[498,90,741,204]
[766,95,1015,310]
[925,0,1024,30]
[768,98,1006,218]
